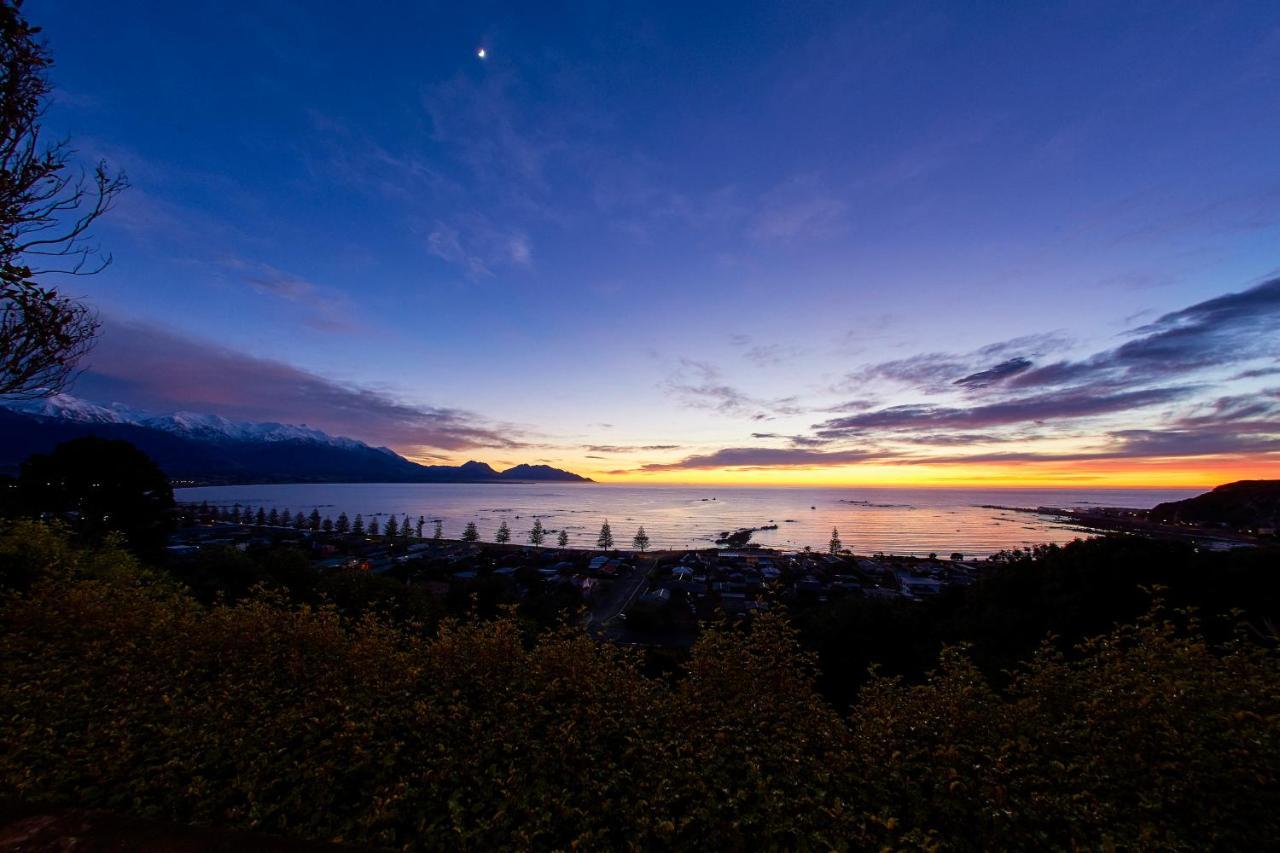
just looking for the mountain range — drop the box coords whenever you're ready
[0,395,591,485]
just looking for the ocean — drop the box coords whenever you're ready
[173,483,1201,557]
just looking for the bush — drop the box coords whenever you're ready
[1,523,1277,850]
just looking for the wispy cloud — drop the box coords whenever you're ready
[220,256,360,332]
[730,334,803,367]
[814,386,1196,438]
[747,176,848,242]
[953,357,1033,388]
[635,446,886,472]
[842,332,1072,394]
[1011,277,1280,390]
[662,358,803,419]
[424,215,534,278]
[631,280,1280,474]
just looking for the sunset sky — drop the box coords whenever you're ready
[33,1,1280,486]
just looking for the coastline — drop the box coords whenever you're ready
[983,504,1261,549]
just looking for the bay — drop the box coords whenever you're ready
[174,483,1200,557]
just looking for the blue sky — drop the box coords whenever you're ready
[30,0,1280,483]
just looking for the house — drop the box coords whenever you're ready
[796,576,824,595]
[637,588,671,606]
[898,574,943,598]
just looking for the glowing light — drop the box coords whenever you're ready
[476,47,486,59]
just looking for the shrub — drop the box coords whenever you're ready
[1,523,1276,850]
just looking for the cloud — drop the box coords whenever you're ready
[1105,429,1280,458]
[750,432,831,447]
[845,333,1072,394]
[220,256,360,332]
[422,70,564,196]
[854,353,966,393]
[729,334,802,367]
[635,446,885,472]
[70,319,525,453]
[821,399,876,413]
[1233,367,1280,380]
[424,214,533,278]
[584,444,681,453]
[1012,277,1280,390]
[615,282,1280,474]
[814,386,1195,438]
[747,176,848,242]
[897,432,1021,446]
[301,108,454,203]
[953,357,1033,388]
[662,358,804,418]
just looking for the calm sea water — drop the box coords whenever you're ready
[174,483,1200,557]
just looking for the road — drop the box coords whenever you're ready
[584,557,654,638]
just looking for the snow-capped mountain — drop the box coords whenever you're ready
[10,393,145,425]
[7,394,384,453]
[0,394,590,485]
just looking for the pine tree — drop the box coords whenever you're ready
[309,508,322,531]
[255,507,266,526]
[433,519,443,542]
[294,512,307,530]
[335,512,350,534]
[829,527,842,555]
[403,515,414,538]
[528,518,545,545]
[632,526,650,552]
[495,520,511,544]
[321,516,334,533]
[416,515,425,538]
[558,529,569,548]
[597,520,614,550]
[209,504,222,521]
[268,508,280,527]
[384,515,398,537]
[352,514,365,535]
[368,518,380,536]
[463,521,479,542]
[231,504,242,523]
[280,508,291,527]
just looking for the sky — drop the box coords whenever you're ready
[29,0,1280,486]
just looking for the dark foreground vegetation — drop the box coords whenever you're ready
[1,521,1278,851]
[791,535,1280,711]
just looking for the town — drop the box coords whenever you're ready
[169,501,991,647]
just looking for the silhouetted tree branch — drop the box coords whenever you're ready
[0,0,126,399]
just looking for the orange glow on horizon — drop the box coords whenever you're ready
[396,447,1280,490]
[580,455,1280,489]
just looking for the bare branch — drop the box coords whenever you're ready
[0,1,126,399]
